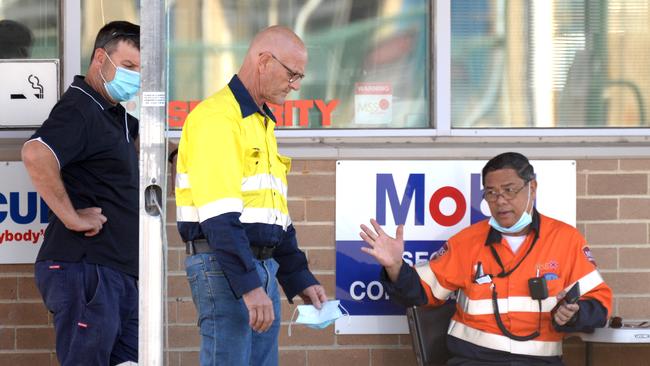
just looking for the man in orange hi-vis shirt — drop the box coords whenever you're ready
[360,152,612,366]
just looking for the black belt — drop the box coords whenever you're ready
[185,239,275,260]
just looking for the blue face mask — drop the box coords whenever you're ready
[288,300,349,336]
[100,50,140,102]
[488,183,533,234]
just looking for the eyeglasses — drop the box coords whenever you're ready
[483,182,529,202]
[269,53,305,83]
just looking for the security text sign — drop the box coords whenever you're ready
[0,162,49,263]
[335,160,576,334]
[0,60,59,127]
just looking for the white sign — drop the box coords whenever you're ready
[354,82,392,124]
[0,60,59,127]
[0,162,48,264]
[335,160,576,334]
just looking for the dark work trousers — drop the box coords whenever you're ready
[35,260,138,366]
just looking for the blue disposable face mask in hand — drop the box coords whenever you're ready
[288,300,349,336]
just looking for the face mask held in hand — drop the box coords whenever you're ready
[288,300,349,336]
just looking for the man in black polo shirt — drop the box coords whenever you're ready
[21,21,140,366]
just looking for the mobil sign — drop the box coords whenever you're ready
[335,160,576,334]
[0,162,49,264]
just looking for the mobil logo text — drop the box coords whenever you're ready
[375,172,488,228]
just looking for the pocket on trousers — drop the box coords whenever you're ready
[34,261,70,313]
[83,263,102,306]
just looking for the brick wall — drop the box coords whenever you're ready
[1,156,649,365]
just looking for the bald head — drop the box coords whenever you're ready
[247,25,305,60]
[238,25,308,107]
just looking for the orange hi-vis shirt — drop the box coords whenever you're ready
[414,212,612,357]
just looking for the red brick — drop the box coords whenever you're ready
[306,248,335,271]
[167,275,191,298]
[371,348,417,366]
[0,353,51,365]
[305,199,335,222]
[166,199,177,223]
[577,159,618,171]
[585,223,647,245]
[288,160,307,173]
[589,247,618,270]
[601,272,650,294]
[307,349,370,366]
[167,325,200,348]
[587,174,647,195]
[279,349,306,365]
[18,277,40,300]
[287,199,306,222]
[176,299,197,324]
[336,334,399,346]
[166,351,180,366]
[167,248,182,272]
[576,173,586,196]
[166,224,183,248]
[16,327,55,349]
[294,224,334,247]
[0,264,34,273]
[305,160,336,172]
[0,328,14,349]
[620,159,650,171]
[576,198,618,220]
[279,324,335,346]
[179,351,199,365]
[618,297,650,319]
[620,247,650,269]
[399,334,413,346]
[0,277,17,299]
[287,174,335,198]
[620,198,650,219]
[0,303,48,325]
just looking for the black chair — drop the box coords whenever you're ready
[406,301,456,366]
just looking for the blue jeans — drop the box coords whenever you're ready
[185,253,281,366]
[34,260,138,366]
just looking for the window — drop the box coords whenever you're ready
[167,0,430,130]
[451,0,650,128]
[0,0,60,59]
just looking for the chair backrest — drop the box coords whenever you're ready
[406,302,456,366]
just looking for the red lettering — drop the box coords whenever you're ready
[293,100,314,127]
[268,103,284,126]
[315,99,339,126]
[167,101,188,128]
[284,101,294,127]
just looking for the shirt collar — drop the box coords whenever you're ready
[71,75,117,111]
[485,208,541,246]
[227,74,277,122]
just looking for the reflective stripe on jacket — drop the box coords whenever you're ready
[175,75,317,299]
[415,212,612,357]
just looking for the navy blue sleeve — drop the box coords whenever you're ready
[553,298,608,333]
[273,224,319,303]
[380,261,428,307]
[30,98,88,168]
[200,213,262,298]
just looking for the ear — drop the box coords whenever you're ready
[530,179,538,199]
[91,48,106,68]
[257,52,271,73]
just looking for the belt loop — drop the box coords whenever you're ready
[186,241,195,255]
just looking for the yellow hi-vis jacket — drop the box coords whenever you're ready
[175,75,318,298]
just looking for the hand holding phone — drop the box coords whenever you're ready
[552,282,581,326]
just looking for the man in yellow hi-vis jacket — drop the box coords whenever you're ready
[175,25,327,366]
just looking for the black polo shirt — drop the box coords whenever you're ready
[30,75,139,277]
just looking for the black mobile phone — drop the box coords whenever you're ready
[563,282,581,305]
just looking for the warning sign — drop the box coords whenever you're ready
[354,82,392,125]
